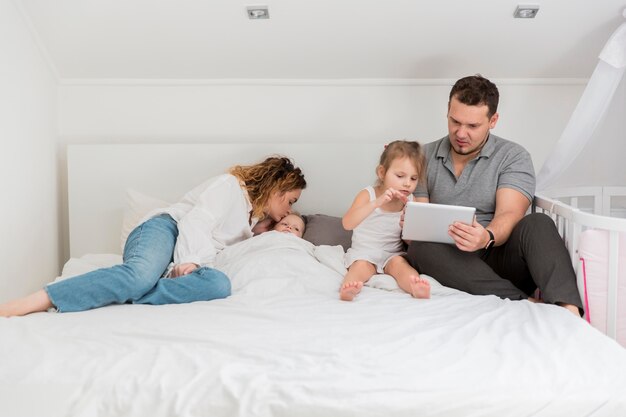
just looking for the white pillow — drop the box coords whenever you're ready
[54,254,123,283]
[120,189,170,251]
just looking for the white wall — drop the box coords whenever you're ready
[58,81,585,170]
[0,1,59,302]
[57,81,589,168]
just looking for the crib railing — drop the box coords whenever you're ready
[533,195,580,266]
[541,186,626,217]
[534,188,626,342]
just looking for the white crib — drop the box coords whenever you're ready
[534,187,626,346]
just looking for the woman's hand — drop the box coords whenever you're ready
[169,263,199,278]
[252,217,275,235]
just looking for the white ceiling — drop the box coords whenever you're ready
[19,0,626,80]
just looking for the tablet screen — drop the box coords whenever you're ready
[402,202,476,244]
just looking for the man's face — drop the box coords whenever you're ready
[447,96,499,157]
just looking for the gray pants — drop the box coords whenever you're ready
[405,213,583,312]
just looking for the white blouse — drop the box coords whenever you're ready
[141,174,257,268]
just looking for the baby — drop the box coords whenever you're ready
[273,213,306,238]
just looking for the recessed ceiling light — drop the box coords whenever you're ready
[514,5,539,19]
[247,6,269,19]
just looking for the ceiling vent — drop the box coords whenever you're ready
[247,6,269,19]
[513,5,539,18]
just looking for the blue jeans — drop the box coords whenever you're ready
[46,214,231,313]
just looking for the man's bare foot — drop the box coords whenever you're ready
[409,275,430,299]
[527,299,581,317]
[0,290,53,317]
[557,302,582,318]
[340,281,363,301]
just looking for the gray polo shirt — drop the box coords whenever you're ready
[414,134,535,226]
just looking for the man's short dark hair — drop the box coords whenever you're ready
[449,75,499,118]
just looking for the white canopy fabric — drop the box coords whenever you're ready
[536,13,626,191]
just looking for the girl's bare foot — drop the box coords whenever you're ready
[340,281,363,301]
[409,275,430,299]
[0,290,53,317]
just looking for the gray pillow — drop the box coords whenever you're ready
[302,214,352,251]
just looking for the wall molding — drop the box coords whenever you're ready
[59,78,590,87]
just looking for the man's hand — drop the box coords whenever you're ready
[170,263,199,278]
[448,217,489,252]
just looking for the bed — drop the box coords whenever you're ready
[1,144,626,417]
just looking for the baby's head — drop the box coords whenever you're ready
[273,213,306,238]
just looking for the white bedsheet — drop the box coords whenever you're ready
[2,232,626,417]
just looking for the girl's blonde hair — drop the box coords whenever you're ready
[230,156,307,219]
[376,140,426,186]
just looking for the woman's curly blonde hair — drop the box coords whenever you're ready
[230,156,307,219]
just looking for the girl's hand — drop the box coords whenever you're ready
[399,205,413,244]
[375,188,408,207]
[170,263,199,278]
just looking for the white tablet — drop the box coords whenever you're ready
[402,202,476,244]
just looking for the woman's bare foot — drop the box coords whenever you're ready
[409,275,430,299]
[340,281,363,301]
[0,290,53,317]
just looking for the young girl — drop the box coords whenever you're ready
[0,156,306,317]
[340,140,430,301]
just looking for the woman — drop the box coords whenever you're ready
[0,156,306,317]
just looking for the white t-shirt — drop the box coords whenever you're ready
[140,174,257,268]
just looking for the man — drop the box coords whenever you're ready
[397,75,583,316]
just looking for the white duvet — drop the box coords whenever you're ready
[2,231,626,417]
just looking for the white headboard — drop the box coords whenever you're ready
[67,143,385,257]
